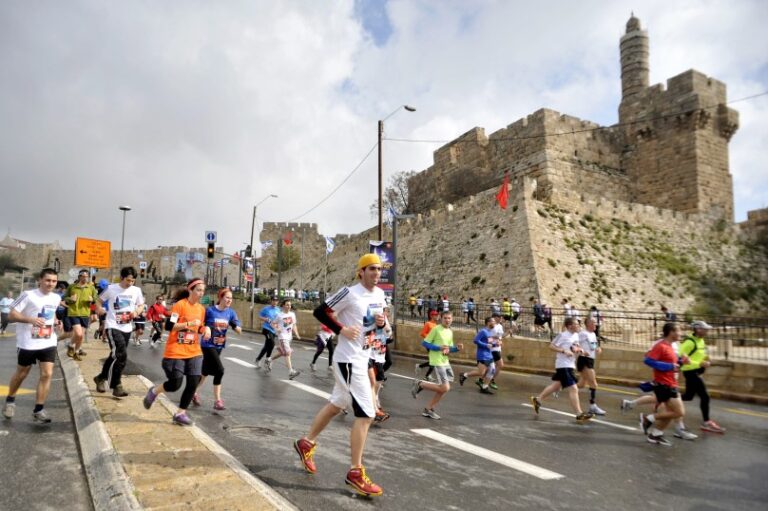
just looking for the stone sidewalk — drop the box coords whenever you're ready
[66,339,296,511]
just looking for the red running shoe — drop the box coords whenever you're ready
[345,465,383,497]
[294,438,317,474]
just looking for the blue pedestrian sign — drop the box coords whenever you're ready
[205,231,217,243]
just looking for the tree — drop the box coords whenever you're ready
[369,170,416,219]
[270,245,300,272]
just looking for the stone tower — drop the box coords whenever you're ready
[619,16,738,221]
[619,15,649,100]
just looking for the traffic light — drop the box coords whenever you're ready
[207,243,215,259]
[245,245,252,258]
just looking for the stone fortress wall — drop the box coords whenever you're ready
[256,16,767,314]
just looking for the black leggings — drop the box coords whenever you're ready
[256,329,276,361]
[202,347,225,385]
[383,345,392,372]
[151,321,163,342]
[311,337,335,366]
[164,375,201,410]
[681,370,710,422]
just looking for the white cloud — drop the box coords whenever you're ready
[0,0,765,255]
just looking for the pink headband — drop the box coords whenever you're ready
[187,278,204,290]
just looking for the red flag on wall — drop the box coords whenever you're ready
[495,172,510,209]
[283,231,293,245]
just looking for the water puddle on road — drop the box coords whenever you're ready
[223,424,276,441]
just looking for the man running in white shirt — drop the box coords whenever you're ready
[2,268,62,423]
[266,299,300,379]
[293,254,388,497]
[576,318,606,415]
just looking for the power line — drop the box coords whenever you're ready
[385,90,768,145]
[287,141,379,222]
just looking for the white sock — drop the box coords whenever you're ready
[650,427,664,436]
[647,414,656,423]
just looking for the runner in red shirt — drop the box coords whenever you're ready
[146,294,170,347]
[639,322,689,446]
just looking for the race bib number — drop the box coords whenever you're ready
[176,331,198,345]
[116,312,132,325]
[32,325,53,339]
[213,336,226,345]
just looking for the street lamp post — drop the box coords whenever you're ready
[249,194,277,310]
[378,105,416,241]
[118,206,131,270]
[392,213,415,337]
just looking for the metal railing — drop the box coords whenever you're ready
[393,300,768,363]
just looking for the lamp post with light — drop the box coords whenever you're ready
[378,105,416,241]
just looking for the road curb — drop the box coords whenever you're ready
[136,375,299,511]
[58,345,142,511]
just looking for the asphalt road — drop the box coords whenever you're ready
[124,330,768,510]
[0,331,93,511]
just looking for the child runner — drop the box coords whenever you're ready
[415,310,439,380]
[459,316,496,394]
[369,314,392,422]
[489,312,507,389]
[146,294,170,347]
[193,288,241,411]
[576,317,606,415]
[256,296,280,368]
[143,278,211,426]
[530,317,594,423]
[410,311,463,419]
[267,299,301,379]
[310,324,335,372]
[2,268,61,423]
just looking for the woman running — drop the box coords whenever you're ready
[193,287,241,411]
[310,323,335,372]
[143,278,210,426]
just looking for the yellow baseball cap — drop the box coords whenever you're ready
[357,253,382,275]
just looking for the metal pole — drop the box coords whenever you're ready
[377,119,384,241]
[323,249,328,298]
[249,205,256,295]
[300,226,305,298]
[392,217,398,336]
[277,238,283,296]
[119,209,127,269]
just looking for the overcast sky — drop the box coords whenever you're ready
[1,0,766,255]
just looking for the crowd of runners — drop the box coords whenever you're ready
[2,255,727,497]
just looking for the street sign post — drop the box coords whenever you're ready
[74,237,111,269]
[205,231,217,243]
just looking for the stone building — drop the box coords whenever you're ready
[257,16,768,315]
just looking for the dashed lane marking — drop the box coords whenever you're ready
[521,403,639,432]
[411,428,564,480]
[229,344,254,351]
[282,380,331,400]
[723,407,768,419]
[224,357,257,369]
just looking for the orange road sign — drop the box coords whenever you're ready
[74,237,111,269]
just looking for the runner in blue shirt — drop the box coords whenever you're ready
[458,317,496,394]
[193,288,241,411]
[255,296,280,368]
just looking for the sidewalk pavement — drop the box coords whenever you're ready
[63,339,296,511]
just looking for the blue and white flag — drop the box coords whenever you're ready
[325,236,335,255]
[260,240,273,250]
[386,205,397,227]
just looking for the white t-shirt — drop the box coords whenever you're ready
[578,330,599,359]
[491,324,504,352]
[100,284,145,333]
[552,331,579,369]
[277,311,297,341]
[511,301,521,314]
[325,283,387,365]
[13,289,61,350]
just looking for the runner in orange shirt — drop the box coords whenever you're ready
[142,278,211,426]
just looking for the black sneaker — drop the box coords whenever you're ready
[575,412,593,423]
[93,375,107,393]
[112,385,128,398]
[640,413,653,435]
[647,433,672,446]
[480,386,494,395]
[459,373,467,386]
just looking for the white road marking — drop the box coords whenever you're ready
[521,403,639,432]
[229,344,254,351]
[411,428,564,480]
[388,372,415,381]
[224,357,257,368]
[282,380,331,400]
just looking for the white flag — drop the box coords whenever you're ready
[325,236,335,254]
